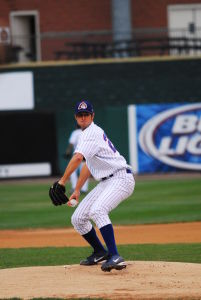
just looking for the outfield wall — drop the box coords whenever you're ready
[1,56,201,177]
[1,56,201,109]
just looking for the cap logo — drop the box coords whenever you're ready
[78,101,87,110]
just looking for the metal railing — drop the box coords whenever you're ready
[1,27,201,64]
[54,37,201,60]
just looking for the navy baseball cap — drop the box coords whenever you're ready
[75,100,94,115]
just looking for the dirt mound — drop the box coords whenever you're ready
[1,223,201,299]
[0,261,201,299]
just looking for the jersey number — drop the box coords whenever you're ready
[103,133,116,153]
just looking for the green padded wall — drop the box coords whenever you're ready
[2,56,201,174]
[1,57,201,111]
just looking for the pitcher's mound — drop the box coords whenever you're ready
[0,261,201,300]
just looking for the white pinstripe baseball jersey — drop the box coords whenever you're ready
[74,122,130,180]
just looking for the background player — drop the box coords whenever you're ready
[64,126,89,194]
[58,100,135,272]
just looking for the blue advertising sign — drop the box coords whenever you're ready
[128,103,201,173]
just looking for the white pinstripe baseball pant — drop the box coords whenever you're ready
[71,169,135,235]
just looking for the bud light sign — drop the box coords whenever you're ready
[136,103,201,172]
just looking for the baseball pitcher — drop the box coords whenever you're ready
[49,100,135,272]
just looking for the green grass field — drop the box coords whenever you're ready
[0,176,201,271]
[0,177,201,229]
[1,243,201,269]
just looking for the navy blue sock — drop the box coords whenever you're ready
[100,224,119,256]
[82,227,105,253]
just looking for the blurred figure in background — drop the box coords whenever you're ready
[64,126,89,194]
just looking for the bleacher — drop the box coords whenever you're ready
[55,37,201,60]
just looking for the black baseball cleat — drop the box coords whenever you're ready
[80,250,109,266]
[101,254,127,272]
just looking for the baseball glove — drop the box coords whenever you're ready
[49,181,69,206]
